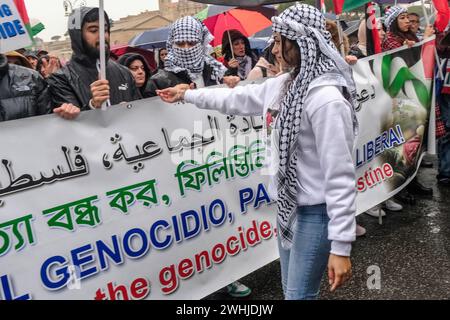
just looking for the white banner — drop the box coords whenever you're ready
[352,39,435,214]
[0,0,32,53]
[0,39,436,300]
[0,98,278,300]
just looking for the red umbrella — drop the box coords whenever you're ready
[203,7,276,47]
[110,45,156,71]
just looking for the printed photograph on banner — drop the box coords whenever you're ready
[352,38,435,214]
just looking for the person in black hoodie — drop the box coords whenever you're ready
[118,53,153,98]
[48,7,141,119]
[0,53,51,122]
[148,16,239,97]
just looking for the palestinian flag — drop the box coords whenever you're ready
[333,0,371,14]
[320,0,326,14]
[432,0,450,33]
[13,0,32,38]
[13,0,45,38]
[371,39,435,109]
[30,18,45,36]
[365,2,381,55]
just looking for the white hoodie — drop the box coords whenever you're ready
[184,72,357,257]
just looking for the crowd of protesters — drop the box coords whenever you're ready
[1,3,449,300]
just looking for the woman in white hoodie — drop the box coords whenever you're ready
[158,3,357,300]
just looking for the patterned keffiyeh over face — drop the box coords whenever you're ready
[271,3,358,249]
[165,16,227,82]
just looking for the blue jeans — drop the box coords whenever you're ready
[438,94,450,179]
[277,204,331,300]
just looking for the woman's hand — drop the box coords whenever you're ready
[345,55,358,65]
[157,83,193,103]
[223,76,240,88]
[424,24,435,39]
[42,55,61,78]
[228,58,239,69]
[328,254,352,292]
[404,40,416,48]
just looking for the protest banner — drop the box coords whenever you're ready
[0,0,31,53]
[0,98,277,300]
[0,39,435,300]
[352,38,435,213]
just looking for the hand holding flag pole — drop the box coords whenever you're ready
[98,0,110,110]
[421,0,444,80]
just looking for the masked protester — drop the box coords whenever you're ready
[158,4,358,300]
[0,53,51,121]
[149,17,246,297]
[148,16,237,97]
[48,7,141,120]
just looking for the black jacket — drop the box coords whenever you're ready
[147,64,221,97]
[0,54,51,122]
[118,53,153,98]
[48,7,141,111]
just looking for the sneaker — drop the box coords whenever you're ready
[365,206,386,218]
[356,224,367,237]
[383,199,403,212]
[227,281,251,298]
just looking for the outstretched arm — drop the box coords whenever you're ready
[158,74,289,117]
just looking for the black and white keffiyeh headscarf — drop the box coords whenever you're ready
[384,6,407,31]
[165,16,227,82]
[272,3,358,249]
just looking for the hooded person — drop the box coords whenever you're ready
[221,29,258,80]
[24,51,39,70]
[147,16,230,97]
[0,53,51,121]
[118,53,153,98]
[157,3,358,300]
[48,7,141,119]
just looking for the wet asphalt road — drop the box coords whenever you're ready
[205,156,450,300]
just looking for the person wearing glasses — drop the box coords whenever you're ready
[408,12,424,40]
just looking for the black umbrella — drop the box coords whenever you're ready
[191,0,294,7]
